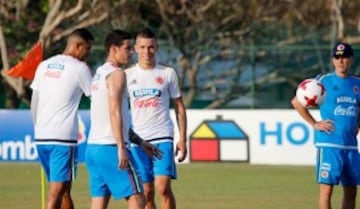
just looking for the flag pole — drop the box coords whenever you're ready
[41,167,46,209]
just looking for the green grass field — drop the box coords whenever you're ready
[0,162,355,209]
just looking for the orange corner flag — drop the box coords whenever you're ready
[7,41,43,80]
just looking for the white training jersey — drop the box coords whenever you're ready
[88,62,131,146]
[30,54,92,145]
[125,63,181,143]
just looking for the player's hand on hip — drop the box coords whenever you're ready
[314,120,335,134]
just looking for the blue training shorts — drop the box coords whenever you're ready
[36,144,77,182]
[131,141,177,183]
[85,144,143,200]
[316,147,360,186]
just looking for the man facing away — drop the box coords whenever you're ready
[291,42,360,209]
[125,28,188,209]
[30,28,94,209]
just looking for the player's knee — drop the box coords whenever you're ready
[143,184,155,200]
[143,190,154,202]
[156,184,173,197]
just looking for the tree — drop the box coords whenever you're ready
[2,0,360,109]
[0,0,109,108]
[118,0,360,108]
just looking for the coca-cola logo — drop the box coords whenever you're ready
[44,71,61,78]
[334,105,356,116]
[134,97,160,108]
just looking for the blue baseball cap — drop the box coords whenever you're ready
[332,42,354,57]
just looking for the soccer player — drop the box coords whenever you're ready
[30,28,94,209]
[86,29,146,209]
[125,28,188,209]
[291,42,360,209]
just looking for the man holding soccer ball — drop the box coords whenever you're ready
[292,42,360,209]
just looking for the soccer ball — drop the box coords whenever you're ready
[296,79,326,108]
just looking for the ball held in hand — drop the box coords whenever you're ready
[296,79,326,108]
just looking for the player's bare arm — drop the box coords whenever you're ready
[291,96,316,125]
[173,96,187,162]
[291,96,334,133]
[30,90,39,124]
[107,69,129,169]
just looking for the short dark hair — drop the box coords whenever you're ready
[71,28,94,43]
[104,29,132,53]
[136,28,156,39]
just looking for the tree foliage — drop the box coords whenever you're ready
[1,0,360,108]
